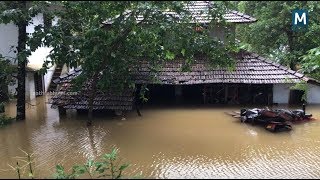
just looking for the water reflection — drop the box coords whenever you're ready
[1,96,320,178]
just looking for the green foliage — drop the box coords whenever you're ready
[27,1,236,99]
[53,148,132,179]
[236,1,320,69]
[0,55,16,102]
[290,81,308,102]
[7,149,35,179]
[0,1,55,74]
[2,1,240,116]
[7,148,136,179]
[0,114,14,127]
[0,101,14,127]
[139,84,149,103]
[300,47,320,80]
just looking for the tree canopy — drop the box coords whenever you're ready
[36,1,236,92]
[0,1,237,123]
[236,1,320,77]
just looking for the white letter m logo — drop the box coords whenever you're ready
[294,12,306,25]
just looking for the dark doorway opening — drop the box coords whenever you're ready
[289,89,304,105]
[203,84,273,105]
[250,84,273,105]
[135,83,273,106]
[144,84,176,105]
[137,84,204,105]
[181,84,203,104]
[34,72,44,97]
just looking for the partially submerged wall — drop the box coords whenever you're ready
[307,83,320,104]
[273,83,320,104]
[25,72,36,101]
[273,84,291,104]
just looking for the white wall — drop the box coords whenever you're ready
[0,23,18,64]
[25,71,36,101]
[273,83,320,104]
[307,84,320,104]
[273,84,292,104]
[44,65,56,92]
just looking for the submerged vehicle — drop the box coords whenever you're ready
[238,105,313,132]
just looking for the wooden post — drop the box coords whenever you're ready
[203,85,207,104]
[224,85,228,104]
[174,85,182,104]
[134,98,142,116]
[136,108,142,116]
[268,93,272,106]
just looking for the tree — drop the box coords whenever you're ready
[236,1,320,71]
[301,47,320,80]
[0,1,52,120]
[0,55,15,103]
[30,1,237,126]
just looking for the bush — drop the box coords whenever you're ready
[9,147,141,179]
[53,148,130,179]
[0,114,14,127]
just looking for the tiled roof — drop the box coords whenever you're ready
[223,10,257,23]
[133,51,309,85]
[50,67,135,110]
[186,1,256,23]
[50,51,318,110]
[103,1,256,25]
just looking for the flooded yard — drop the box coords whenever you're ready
[1,95,320,178]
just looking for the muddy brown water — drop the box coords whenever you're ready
[1,95,320,179]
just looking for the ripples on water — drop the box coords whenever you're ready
[1,96,320,178]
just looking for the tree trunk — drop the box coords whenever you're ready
[87,73,99,126]
[16,1,27,121]
[286,30,296,71]
[0,77,8,103]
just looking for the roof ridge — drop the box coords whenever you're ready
[104,2,257,25]
[229,10,257,22]
[246,52,309,81]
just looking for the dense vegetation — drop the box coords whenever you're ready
[236,1,320,79]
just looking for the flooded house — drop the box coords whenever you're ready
[50,1,320,115]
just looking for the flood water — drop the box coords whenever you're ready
[1,95,320,179]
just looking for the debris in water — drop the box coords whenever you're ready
[226,107,315,132]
